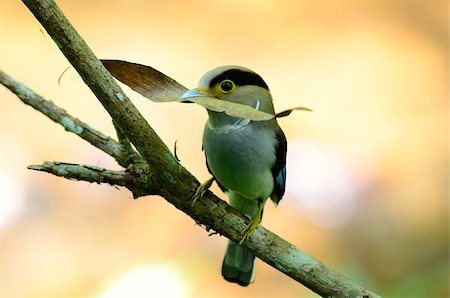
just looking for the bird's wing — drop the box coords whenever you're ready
[203,146,228,193]
[270,128,287,205]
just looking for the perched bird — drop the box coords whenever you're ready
[181,66,287,286]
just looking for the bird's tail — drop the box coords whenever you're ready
[222,240,255,286]
[221,191,259,286]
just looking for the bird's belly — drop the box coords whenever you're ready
[203,124,275,200]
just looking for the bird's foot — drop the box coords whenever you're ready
[239,202,264,245]
[192,177,214,206]
[239,217,259,245]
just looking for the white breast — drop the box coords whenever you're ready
[202,121,276,200]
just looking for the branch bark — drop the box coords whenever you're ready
[0,69,144,167]
[28,161,152,197]
[7,0,381,297]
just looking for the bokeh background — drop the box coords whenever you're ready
[0,0,448,297]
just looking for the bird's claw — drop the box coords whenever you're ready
[239,217,259,245]
[192,177,214,207]
[239,200,264,245]
[191,186,206,206]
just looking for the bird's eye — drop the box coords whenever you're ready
[218,80,235,93]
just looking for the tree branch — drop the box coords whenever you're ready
[0,69,144,168]
[28,161,152,197]
[9,0,381,297]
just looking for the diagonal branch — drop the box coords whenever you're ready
[0,69,144,168]
[12,0,381,297]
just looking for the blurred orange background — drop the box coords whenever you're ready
[0,1,448,297]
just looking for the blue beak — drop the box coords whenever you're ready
[180,88,210,102]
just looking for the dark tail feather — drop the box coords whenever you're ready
[221,241,255,286]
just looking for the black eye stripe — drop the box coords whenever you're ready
[209,69,269,90]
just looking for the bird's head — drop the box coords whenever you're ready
[181,66,275,126]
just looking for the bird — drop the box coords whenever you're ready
[181,65,287,286]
